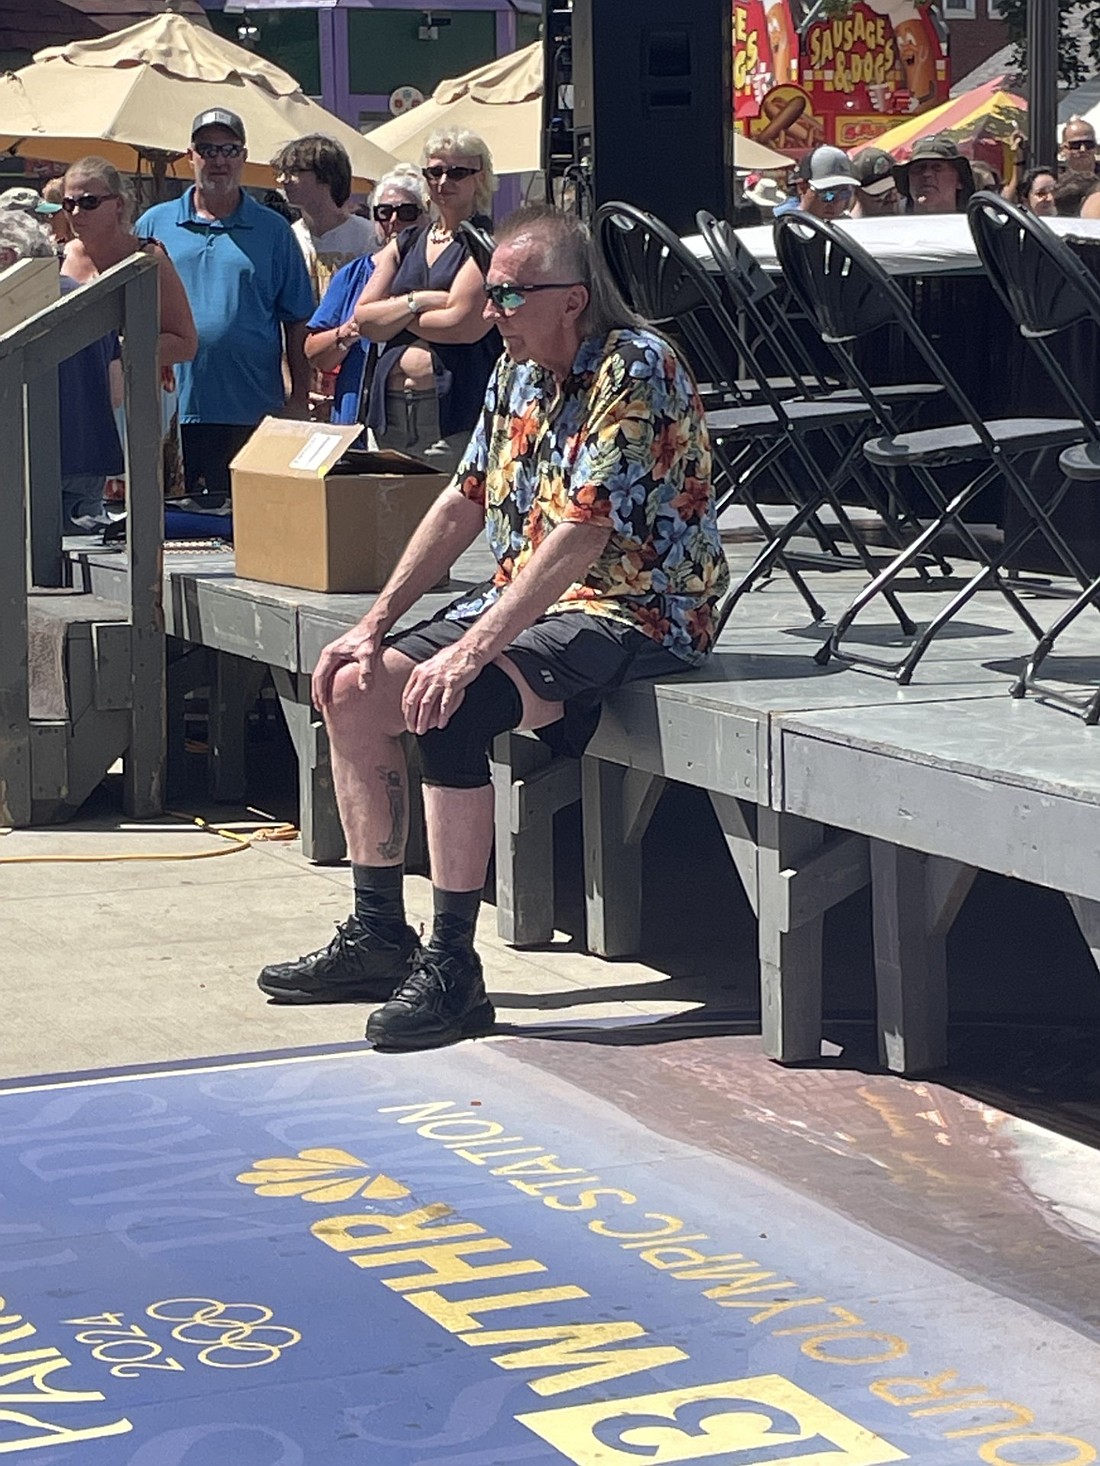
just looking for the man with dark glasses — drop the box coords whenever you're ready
[794,146,858,221]
[135,108,313,506]
[259,206,729,1052]
[1060,117,1100,178]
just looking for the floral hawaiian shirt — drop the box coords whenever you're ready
[449,327,730,663]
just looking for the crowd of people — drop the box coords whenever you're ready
[745,114,1100,226]
[0,106,505,529]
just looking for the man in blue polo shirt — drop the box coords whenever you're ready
[136,108,314,504]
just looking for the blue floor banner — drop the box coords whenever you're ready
[0,1044,1096,1464]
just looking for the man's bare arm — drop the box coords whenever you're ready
[460,521,611,665]
[283,320,312,414]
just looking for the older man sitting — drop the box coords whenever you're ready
[258,205,730,1050]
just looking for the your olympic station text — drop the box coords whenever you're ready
[372,1099,1097,1466]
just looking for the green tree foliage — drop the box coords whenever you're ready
[994,0,1100,89]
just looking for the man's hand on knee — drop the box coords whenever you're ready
[312,621,386,710]
[402,642,484,735]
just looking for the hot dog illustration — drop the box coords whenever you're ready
[765,0,793,86]
[757,88,806,142]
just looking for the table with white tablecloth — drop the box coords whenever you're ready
[684,211,1100,278]
[685,210,1100,562]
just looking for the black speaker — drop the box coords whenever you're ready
[569,0,731,235]
[541,3,577,193]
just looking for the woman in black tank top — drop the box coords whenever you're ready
[353,129,501,477]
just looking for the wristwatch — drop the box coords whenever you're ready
[406,291,422,316]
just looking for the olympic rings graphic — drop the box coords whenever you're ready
[146,1298,301,1369]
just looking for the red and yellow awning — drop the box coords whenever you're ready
[854,78,1026,161]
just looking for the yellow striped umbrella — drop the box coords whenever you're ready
[852,78,1026,162]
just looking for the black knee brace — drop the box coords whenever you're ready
[416,663,523,789]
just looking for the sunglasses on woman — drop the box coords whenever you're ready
[422,165,480,183]
[483,280,584,311]
[61,192,118,213]
[373,202,422,223]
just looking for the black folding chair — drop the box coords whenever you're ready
[459,218,496,275]
[594,200,914,633]
[969,192,1100,721]
[774,208,1085,682]
[697,210,950,583]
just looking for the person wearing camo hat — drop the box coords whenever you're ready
[850,147,901,218]
[0,185,62,220]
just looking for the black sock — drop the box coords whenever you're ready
[428,887,482,954]
[352,864,406,939]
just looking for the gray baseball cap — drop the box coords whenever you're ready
[191,108,247,144]
[796,146,857,191]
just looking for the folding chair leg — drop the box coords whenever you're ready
[1009,570,1100,718]
[816,466,1045,674]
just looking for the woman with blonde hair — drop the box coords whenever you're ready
[354,129,499,473]
[60,155,197,502]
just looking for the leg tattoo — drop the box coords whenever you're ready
[376,766,405,861]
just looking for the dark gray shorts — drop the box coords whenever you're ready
[388,608,692,756]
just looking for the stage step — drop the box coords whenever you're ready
[27,591,133,822]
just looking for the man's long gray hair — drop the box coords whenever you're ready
[494,205,644,338]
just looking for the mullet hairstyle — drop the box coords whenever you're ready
[493,204,644,339]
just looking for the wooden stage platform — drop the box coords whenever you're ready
[72,534,1100,1079]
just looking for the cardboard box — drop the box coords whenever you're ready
[230,418,449,593]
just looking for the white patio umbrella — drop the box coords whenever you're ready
[0,14,395,191]
[734,134,795,172]
[369,43,543,175]
[370,45,794,180]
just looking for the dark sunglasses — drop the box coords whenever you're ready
[61,192,118,213]
[422,165,480,183]
[812,186,853,203]
[484,280,585,311]
[1066,138,1098,151]
[194,142,245,160]
[373,202,421,223]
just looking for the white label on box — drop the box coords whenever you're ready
[289,431,344,473]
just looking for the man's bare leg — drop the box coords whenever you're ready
[256,650,422,1004]
[326,650,417,866]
